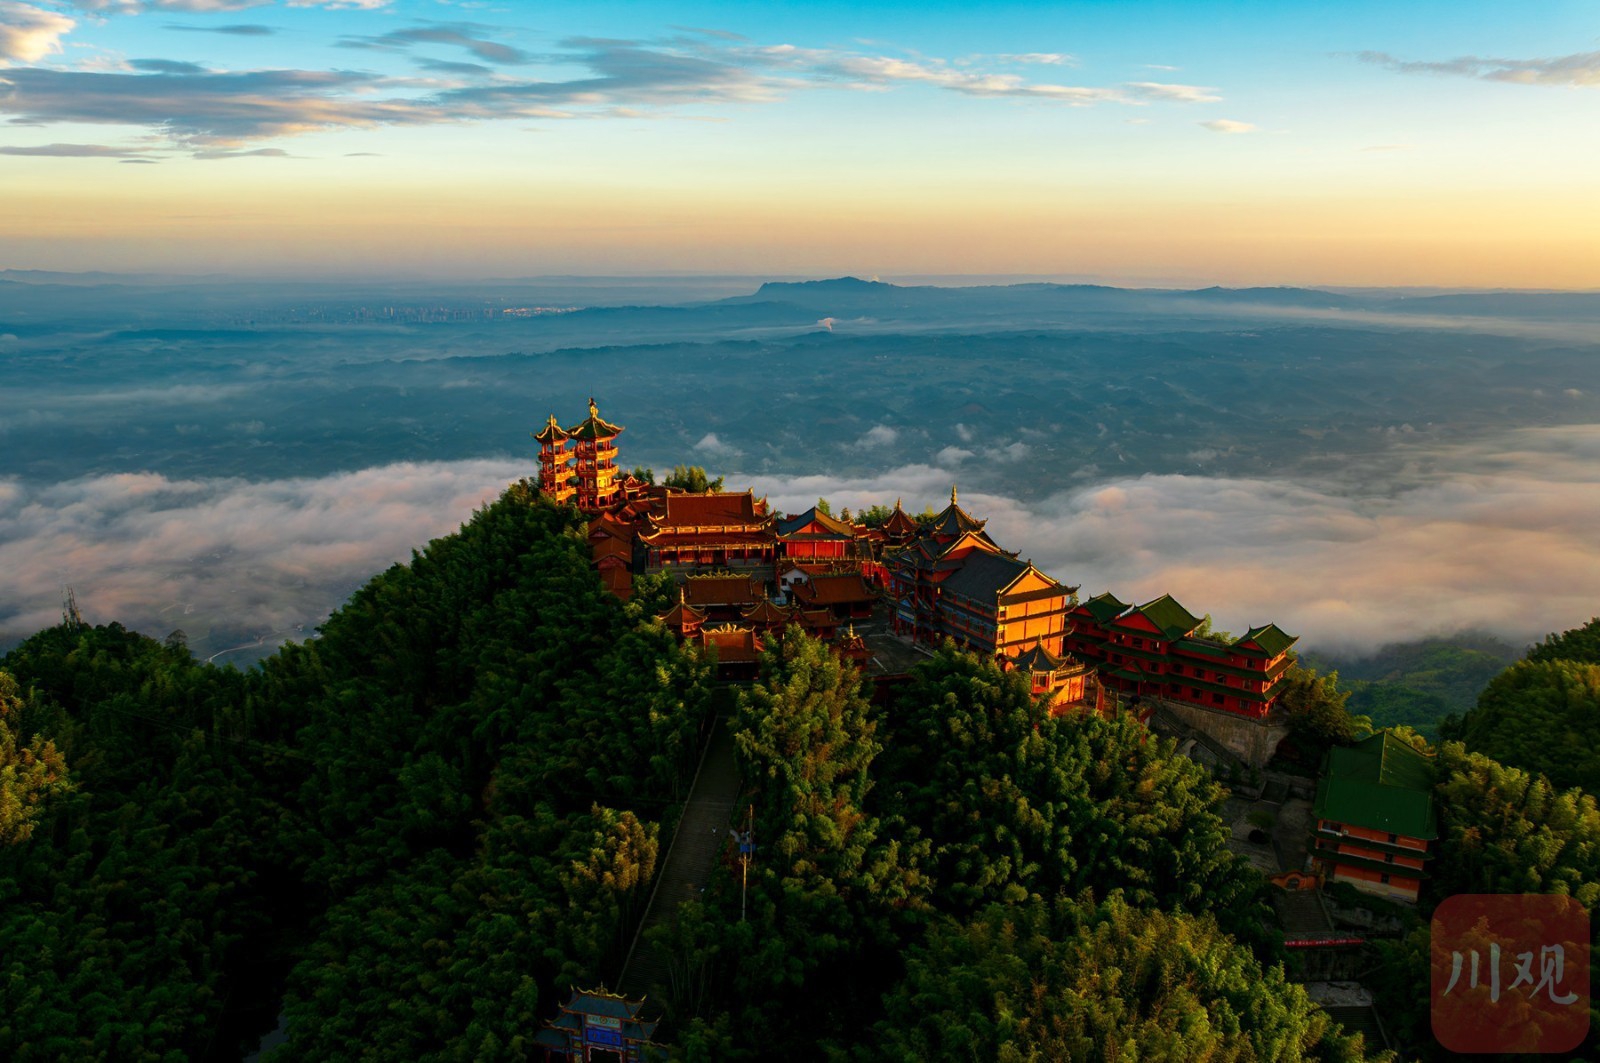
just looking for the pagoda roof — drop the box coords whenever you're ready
[1314,731,1438,840]
[1237,623,1298,657]
[796,571,876,605]
[1118,594,1203,641]
[741,598,793,624]
[648,489,769,529]
[683,573,761,608]
[881,499,920,537]
[1077,592,1130,625]
[533,413,570,444]
[701,623,764,663]
[777,506,856,539]
[794,606,835,628]
[922,486,988,538]
[658,591,707,629]
[562,989,644,1021]
[1010,641,1062,674]
[566,398,623,441]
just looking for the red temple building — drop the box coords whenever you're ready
[1311,731,1436,903]
[792,571,877,621]
[587,512,636,600]
[637,490,777,571]
[658,588,707,640]
[681,572,763,621]
[776,505,861,570]
[1063,592,1298,719]
[699,623,765,680]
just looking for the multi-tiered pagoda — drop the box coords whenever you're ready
[535,398,624,511]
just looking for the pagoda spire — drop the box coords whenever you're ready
[951,485,958,505]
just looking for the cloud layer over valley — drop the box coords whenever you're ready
[5,426,1600,662]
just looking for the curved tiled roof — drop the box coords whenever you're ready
[566,397,624,440]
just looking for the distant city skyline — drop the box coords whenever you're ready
[2,0,1597,286]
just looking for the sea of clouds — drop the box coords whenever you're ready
[4,426,1599,660]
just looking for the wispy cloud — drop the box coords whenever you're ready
[0,31,1228,149]
[740,425,1600,655]
[1200,118,1257,134]
[0,459,526,649]
[0,141,152,157]
[858,424,899,447]
[164,23,275,36]
[0,2,74,64]
[340,23,533,65]
[1358,48,1600,87]
[693,431,741,457]
[69,0,388,12]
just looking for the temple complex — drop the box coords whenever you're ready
[534,402,1303,722]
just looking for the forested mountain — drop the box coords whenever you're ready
[0,482,712,1060]
[6,479,1593,1059]
[1443,617,1600,793]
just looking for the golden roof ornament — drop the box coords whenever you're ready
[951,485,958,505]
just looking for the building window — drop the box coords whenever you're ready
[1388,833,1398,844]
[1380,873,1391,885]
[1384,853,1394,864]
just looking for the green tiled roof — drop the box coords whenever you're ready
[1122,593,1202,640]
[1313,731,1438,840]
[1238,623,1297,657]
[1079,592,1128,625]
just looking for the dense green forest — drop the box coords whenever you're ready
[0,482,712,1060]
[4,481,1596,1059]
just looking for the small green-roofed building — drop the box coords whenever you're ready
[1311,731,1437,903]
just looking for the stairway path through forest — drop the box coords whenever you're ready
[617,715,741,1002]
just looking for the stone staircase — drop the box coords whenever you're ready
[617,716,742,1001]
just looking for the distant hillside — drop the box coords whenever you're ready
[1303,632,1520,740]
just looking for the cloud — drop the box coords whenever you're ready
[693,432,740,457]
[935,445,975,465]
[340,23,533,65]
[70,0,388,11]
[1124,81,1220,103]
[164,23,275,36]
[0,32,1229,147]
[858,424,899,447]
[0,2,74,63]
[1000,441,1032,461]
[1357,49,1600,88]
[191,146,291,158]
[130,58,207,75]
[953,423,974,443]
[1200,118,1257,134]
[0,459,526,653]
[736,426,1600,656]
[0,141,152,157]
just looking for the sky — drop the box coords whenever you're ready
[1,0,1598,285]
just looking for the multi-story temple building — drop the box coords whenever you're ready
[887,489,1076,659]
[638,491,777,571]
[1063,592,1297,719]
[1311,731,1436,903]
[535,399,625,511]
